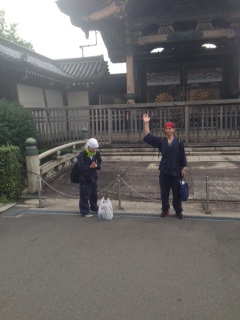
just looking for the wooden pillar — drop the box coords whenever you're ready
[126,46,136,104]
[238,41,240,98]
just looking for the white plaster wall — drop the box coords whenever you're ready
[17,84,45,108]
[45,89,63,106]
[67,91,89,106]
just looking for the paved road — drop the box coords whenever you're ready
[0,213,240,320]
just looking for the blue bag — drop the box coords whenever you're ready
[180,178,189,201]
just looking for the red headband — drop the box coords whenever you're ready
[164,122,175,128]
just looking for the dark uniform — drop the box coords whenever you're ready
[143,133,187,214]
[77,149,102,215]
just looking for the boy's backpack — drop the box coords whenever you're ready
[70,151,86,183]
[70,162,79,183]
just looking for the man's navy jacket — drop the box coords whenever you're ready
[143,133,187,176]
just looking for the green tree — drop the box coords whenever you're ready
[0,99,37,155]
[0,9,34,50]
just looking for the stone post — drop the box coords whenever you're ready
[81,127,88,140]
[25,138,40,194]
[81,127,88,146]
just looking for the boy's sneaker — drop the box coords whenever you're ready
[90,210,98,214]
[176,212,183,219]
[81,214,93,218]
[160,210,169,218]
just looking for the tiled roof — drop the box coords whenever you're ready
[55,56,109,80]
[0,37,109,81]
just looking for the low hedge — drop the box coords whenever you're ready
[0,145,24,200]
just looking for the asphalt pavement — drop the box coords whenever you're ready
[1,213,240,320]
[1,153,240,319]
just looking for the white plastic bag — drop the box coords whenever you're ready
[98,197,113,220]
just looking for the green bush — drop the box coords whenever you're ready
[0,99,37,155]
[0,146,24,200]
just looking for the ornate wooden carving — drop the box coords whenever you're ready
[155,93,174,102]
[194,90,216,101]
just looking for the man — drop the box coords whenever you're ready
[78,138,102,217]
[142,114,187,219]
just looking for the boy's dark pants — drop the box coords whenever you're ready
[79,180,98,214]
[159,172,182,213]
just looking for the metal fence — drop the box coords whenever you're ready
[27,99,240,148]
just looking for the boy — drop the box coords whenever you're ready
[78,138,102,217]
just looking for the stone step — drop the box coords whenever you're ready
[99,147,240,156]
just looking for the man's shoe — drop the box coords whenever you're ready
[176,212,183,219]
[160,210,169,218]
[81,214,93,218]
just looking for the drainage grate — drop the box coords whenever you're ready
[2,207,240,222]
[184,215,240,222]
[114,212,240,222]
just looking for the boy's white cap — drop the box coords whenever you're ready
[87,138,99,149]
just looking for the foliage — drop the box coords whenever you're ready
[0,9,34,50]
[0,146,24,200]
[0,194,8,204]
[0,99,38,155]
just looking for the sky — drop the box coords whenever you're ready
[0,0,126,74]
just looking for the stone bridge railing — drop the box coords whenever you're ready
[25,138,86,194]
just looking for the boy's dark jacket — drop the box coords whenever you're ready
[77,149,102,183]
[70,150,102,183]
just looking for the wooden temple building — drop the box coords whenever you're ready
[1,1,240,147]
[0,37,126,107]
[56,0,240,104]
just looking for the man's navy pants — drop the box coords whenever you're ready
[159,172,182,213]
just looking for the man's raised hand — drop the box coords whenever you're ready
[143,113,150,122]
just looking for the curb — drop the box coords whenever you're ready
[0,203,16,213]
